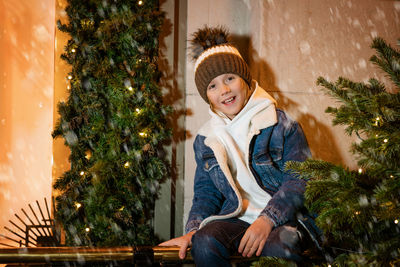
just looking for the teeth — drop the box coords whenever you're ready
[223,97,234,104]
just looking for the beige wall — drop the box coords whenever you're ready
[183,0,400,228]
[0,0,55,245]
[250,0,400,167]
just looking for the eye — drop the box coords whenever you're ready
[207,83,216,90]
[226,75,235,82]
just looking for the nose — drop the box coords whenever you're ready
[220,84,231,95]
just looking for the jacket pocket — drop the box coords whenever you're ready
[202,153,219,172]
[269,148,284,170]
[202,153,231,194]
[253,149,283,189]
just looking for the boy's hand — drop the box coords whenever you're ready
[238,216,273,257]
[158,231,196,259]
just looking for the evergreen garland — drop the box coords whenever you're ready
[52,0,171,246]
[287,37,400,266]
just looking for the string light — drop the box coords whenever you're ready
[71,48,76,53]
[395,219,399,224]
[119,206,125,211]
[85,150,92,160]
[124,162,130,168]
[374,117,382,127]
[127,86,133,91]
[75,202,82,209]
[358,168,363,174]
[355,211,361,215]
[139,132,147,137]
[68,75,72,80]
[390,175,394,178]
[383,139,388,143]
[138,0,143,6]
[67,85,71,90]
[85,227,90,232]
[80,171,85,176]
[135,108,141,114]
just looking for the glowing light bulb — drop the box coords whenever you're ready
[75,203,82,209]
[80,171,85,176]
[383,139,388,143]
[358,168,363,174]
[376,117,380,121]
[136,108,141,113]
[139,132,147,137]
[68,75,72,80]
[71,48,76,53]
[395,219,399,224]
[124,162,130,168]
[85,150,92,160]
[355,211,360,215]
[128,86,133,91]
[85,227,90,232]
[138,0,143,5]
[390,175,394,178]
[67,85,71,90]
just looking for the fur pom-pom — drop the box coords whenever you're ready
[189,25,231,61]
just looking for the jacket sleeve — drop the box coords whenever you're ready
[185,136,224,233]
[260,113,311,227]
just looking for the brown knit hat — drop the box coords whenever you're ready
[190,26,252,103]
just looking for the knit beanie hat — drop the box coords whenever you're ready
[190,26,252,103]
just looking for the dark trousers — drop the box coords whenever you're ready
[191,218,303,267]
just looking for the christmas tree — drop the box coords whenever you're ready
[52,0,171,246]
[287,37,400,266]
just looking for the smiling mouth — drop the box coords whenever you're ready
[222,96,236,105]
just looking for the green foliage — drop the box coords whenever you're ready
[287,37,400,266]
[52,0,171,246]
[251,256,298,267]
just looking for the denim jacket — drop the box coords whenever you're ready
[185,109,322,247]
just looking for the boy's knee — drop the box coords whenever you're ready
[262,225,303,262]
[192,221,225,247]
[279,225,300,248]
[192,230,218,251]
[191,228,232,266]
[191,227,225,258]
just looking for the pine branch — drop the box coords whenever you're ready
[370,37,400,89]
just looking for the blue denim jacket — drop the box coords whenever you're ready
[186,109,319,240]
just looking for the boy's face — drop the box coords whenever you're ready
[206,73,248,120]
